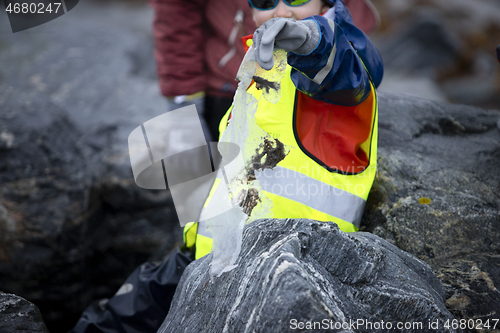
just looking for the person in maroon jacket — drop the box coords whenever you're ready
[150,0,257,141]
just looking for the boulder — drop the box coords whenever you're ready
[159,218,459,333]
[362,92,500,326]
[377,11,461,77]
[0,291,49,333]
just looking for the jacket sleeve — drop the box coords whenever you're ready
[149,0,207,97]
[287,1,383,106]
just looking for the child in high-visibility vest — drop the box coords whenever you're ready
[184,0,384,259]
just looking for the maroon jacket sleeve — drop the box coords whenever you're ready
[150,0,206,97]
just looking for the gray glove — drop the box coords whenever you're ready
[253,17,320,70]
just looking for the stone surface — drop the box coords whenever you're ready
[159,218,458,333]
[0,291,49,333]
[362,92,500,329]
[0,2,183,332]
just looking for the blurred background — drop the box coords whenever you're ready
[0,0,499,332]
[372,0,500,109]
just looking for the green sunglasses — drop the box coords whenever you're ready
[248,0,314,11]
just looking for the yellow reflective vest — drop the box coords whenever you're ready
[184,65,378,259]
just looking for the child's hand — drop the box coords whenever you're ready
[253,17,321,70]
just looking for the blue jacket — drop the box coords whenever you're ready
[288,0,383,106]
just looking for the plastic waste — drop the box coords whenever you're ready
[204,46,288,277]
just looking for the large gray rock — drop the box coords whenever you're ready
[0,291,49,333]
[0,2,182,332]
[377,11,461,77]
[159,218,458,333]
[372,0,500,108]
[362,92,500,327]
